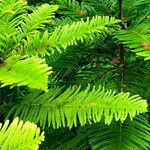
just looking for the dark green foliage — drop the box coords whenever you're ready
[0,0,150,149]
[55,114,150,150]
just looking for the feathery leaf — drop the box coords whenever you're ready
[0,117,44,150]
[0,56,52,90]
[7,85,147,129]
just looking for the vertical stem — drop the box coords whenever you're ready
[118,0,125,92]
[118,0,125,150]
[119,44,124,92]
[118,1,124,149]
[118,0,123,20]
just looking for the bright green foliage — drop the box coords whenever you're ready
[0,0,150,149]
[0,56,52,90]
[24,30,51,56]
[0,0,57,90]
[0,0,27,18]
[0,0,120,91]
[0,117,44,150]
[21,4,58,32]
[116,22,150,60]
[0,0,58,56]
[7,85,147,129]
[25,16,120,55]
[49,16,120,53]
[0,0,27,55]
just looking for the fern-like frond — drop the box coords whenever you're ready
[0,0,27,55]
[116,22,150,60]
[55,114,150,150]
[23,16,119,55]
[0,117,44,150]
[23,30,50,56]
[0,0,27,19]
[0,3,58,56]
[0,55,52,90]
[48,16,120,53]
[55,128,90,150]
[82,0,116,16]
[7,85,147,129]
[49,0,93,18]
[89,114,150,150]
[122,0,150,21]
[21,4,58,32]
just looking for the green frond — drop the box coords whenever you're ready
[23,30,50,56]
[75,0,149,20]
[122,0,150,21]
[0,117,44,150]
[0,0,27,55]
[83,0,117,17]
[0,56,52,90]
[49,16,120,53]
[21,4,58,32]
[0,0,149,149]
[0,2,59,56]
[55,114,150,150]
[116,22,150,60]
[7,85,147,129]
[55,128,90,150]
[23,16,119,55]
[15,4,58,55]
[89,114,150,150]
[0,0,27,19]
[0,1,119,57]
[48,0,93,19]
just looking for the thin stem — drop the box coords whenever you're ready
[118,0,123,20]
[118,0,124,148]
[119,44,125,92]
[118,0,125,92]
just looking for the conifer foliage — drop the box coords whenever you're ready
[0,118,44,150]
[0,0,150,149]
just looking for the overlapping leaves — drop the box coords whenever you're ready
[116,22,150,60]
[0,117,44,150]
[0,56,52,90]
[7,85,147,129]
